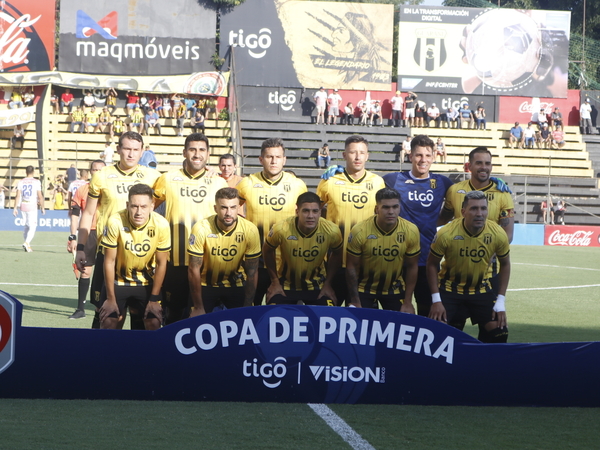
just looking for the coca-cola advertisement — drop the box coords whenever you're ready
[0,0,55,72]
[544,225,600,247]
[498,89,580,126]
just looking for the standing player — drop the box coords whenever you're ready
[153,133,228,324]
[67,160,106,319]
[346,188,420,310]
[75,131,161,329]
[99,184,171,330]
[67,169,89,212]
[188,188,261,315]
[427,191,511,343]
[317,135,386,304]
[13,165,45,252]
[263,192,343,306]
[237,138,307,305]
[382,135,453,317]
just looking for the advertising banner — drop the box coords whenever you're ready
[0,106,35,128]
[544,225,600,247]
[59,0,216,75]
[0,0,55,72]
[2,297,600,406]
[222,0,394,90]
[498,89,580,126]
[398,6,570,98]
[0,210,71,232]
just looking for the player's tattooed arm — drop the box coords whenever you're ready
[188,255,206,316]
[242,257,259,307]
[499,214,514,243]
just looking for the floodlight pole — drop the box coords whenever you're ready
[583,0,587,78]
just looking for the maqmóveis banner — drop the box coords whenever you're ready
[0,0,55,72]
[222,0,394,91]
[544,225,600,247]
[0,71,229,96]
[59,0,216,75]
[398,6,570,98]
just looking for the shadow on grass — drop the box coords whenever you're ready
[13,293,76,317]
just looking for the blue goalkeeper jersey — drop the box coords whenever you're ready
[383,171,453,267]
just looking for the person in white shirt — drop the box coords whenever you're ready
[13,165,45,252]
[100,142,115,164]
[313,87,328,125]
[427,103,441,128]
[580,98,593,135]
[327,89,342,125]
[390,90,403,127]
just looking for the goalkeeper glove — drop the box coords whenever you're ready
[321,165,344,180]
[490,176,512,194]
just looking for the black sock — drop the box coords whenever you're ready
[91,310,100,329]
[78,277,91,311]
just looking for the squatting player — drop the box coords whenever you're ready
[263,192,343,306]
[99,183,171,330]
[236,138,307,305]
[382,135,452,317]
[153,133,227,324]
[346,187,420,311]
[427,191,511,343]
[188,188,261,315]
[316,135,385,304]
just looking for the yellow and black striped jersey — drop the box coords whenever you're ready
[101,210,171,286]
[153,167,227,267]
[430,218,510,295]
[316,170,385,266]
[265,216,343,291]
[347,216,420,295]
[442,180,515,224]
[237,171,307,245]
[187,215,261,288]
[89,164,161,239]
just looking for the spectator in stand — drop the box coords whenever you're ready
[171,93,183,118]
[125,91,140,116]
[83,106,100,133]
[23,88,34,107]
[139,93,150,113]
[97,107,112,134]
[52,176,68,210]
[162,95,172,118]
[537,108,549,130]
[435,138,447,164]
[175,101,187,136]
[415,100,426,127]
[459,103,474,129]
[61,88,74,113]
[551,125,566,149]
[551,107,563,130]
[184,96,197,119]
[509,122,524,149]
[369,100,382,127]
[69,106,85,133]
[327,89,342,125]
[313,87,327,125]
[9,88,23,109]
[191,110,205,134]
[390,90,403,127]
[111,115,125,138]
[206,96,218,121]
[555,200,567,224]
[105,88,118,115]
[475,105,487,130]
[100,142,115,164]
[83,91,95,109]
[317,143,331,168]
[218,154,243,188]
[580,98,593,135]
[128,106,145,134]
[541,199,554,225]
[537,123,551,149]
[446,107,459,129]
[401,136,412,163]
[144,108,162,136]
[359,100,369,126]
[50,90,59,114]
[427,103,441,128]
[11,125,24,148]
[154,96,164,117]
[342,102,354,125]
[404,91,417,127]
[523,123,536,148]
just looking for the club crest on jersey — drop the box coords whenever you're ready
[235,233,244,243]
[136,172,145,179]
[430,179,437,189]
[147,227,155,238]
[486,193,495,202]
[316,234,325,244]
[484,234,492,244]
[283,183,291,192]
[396,232,405,243]
[366,182,373,191]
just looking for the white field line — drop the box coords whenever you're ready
[509,284,600,292]
[513,262,600,272]
[308,403,375,450]
[0,282,75,287]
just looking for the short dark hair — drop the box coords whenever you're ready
[25,165,34,175]
[128,183,154,201]
[468,147,492,163]
[80,169,89,179]
[296,192,321,207]
[215,187,240,201]
[90,160,105,170]
[185,133,210,151]
[118,131,143,148]
[375,187,400,203]
[219,154,236,164]
[344,135,368,150]
[410,134,434,153]
[261,138,285,156]
[461,190,487,208]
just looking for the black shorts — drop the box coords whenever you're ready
[269,290,334,306]
[83,230,98,267]
[203,286,245,313]
[413,265,432,317]
[358,292,403,311]
[163,263,190,322]
[441,290,495,329]
[98,284,153,318]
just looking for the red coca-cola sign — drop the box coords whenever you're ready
[498,89,580,126]
[544,225,600,247]
[0,0,55,72]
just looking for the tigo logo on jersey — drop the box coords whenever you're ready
[0,293,16,376]
[76,10,118,39]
